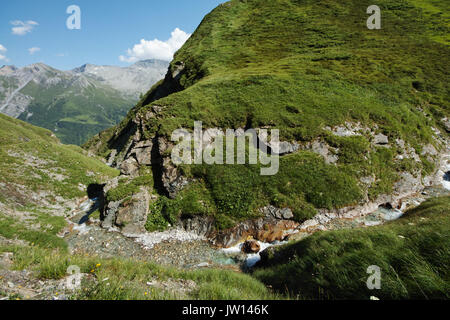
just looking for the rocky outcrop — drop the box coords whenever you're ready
[211,218,299,248]
[309,140,339,164]
[373,133,389,145]
[115,188,150,234]
[441,118,450,133]
[100,181,151,234]
[260,205,294,220]
[176,216,216,238]
[242,240,261,254]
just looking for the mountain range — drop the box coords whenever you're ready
[0,59,169,145]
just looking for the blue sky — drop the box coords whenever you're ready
[0,0,226,70]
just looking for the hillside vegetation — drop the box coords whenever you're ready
[0,113,119,206]
[252,196,450,300]
[0,114,279,300]
[86,0,449,230]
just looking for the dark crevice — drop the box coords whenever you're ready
[444,171,450,182]
[379,203,393,210]
[150,133,169,197]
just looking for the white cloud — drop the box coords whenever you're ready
[0,45,9,62]
[28,47,41,55]
[11,20,39,36]
[119,28,190,63]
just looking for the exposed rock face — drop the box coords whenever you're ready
[176,216,216,238]
[120,158,139,176]
[71,59,169,99]
[421,144,438,156]
[441,118,450,133]
[374,133,389,145]
[173,205,299,248]
[260,205,294,220]
[310,140,339,164]
[100,177,151,233]
[101,200,121,229]
[211,218,299,248]
[115,188,150,234]
[325,122,369,137]
[242,240,261,254]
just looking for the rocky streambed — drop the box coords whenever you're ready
[60,151,450,272]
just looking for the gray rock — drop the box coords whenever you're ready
[178,216,215,238]
[280,208,294,220]
[120,158,139,176]
[421,144,438,156]
[393,172,423,196]
[311,140,339,164]
[115,187,150,234]
[374,133,389,145]
[441,118,450,133]
[101,200,121,229]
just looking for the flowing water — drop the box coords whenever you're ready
[64,167,450,271]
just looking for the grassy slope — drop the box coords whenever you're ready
[0,113,119,204]
[0,113,120,249]
[0,114,278,300]
[252,196,450,300]
[0,244,279,300]
[88,0,449,230]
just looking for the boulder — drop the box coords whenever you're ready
[261,205,294,220]
[115,187,150,234]
[280,208,294,220]
[120,158,139,176]
[242,240,261,254]
[311,140,339,164]
[374,133,389,145]
[441,118,450,133]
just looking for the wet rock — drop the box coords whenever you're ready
[212,218,299,248]
[242,240,261,254]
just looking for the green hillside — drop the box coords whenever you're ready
[253,196,450,300]
[0,113,119,208]
[86,0,449,230]
[0,114,279,300]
